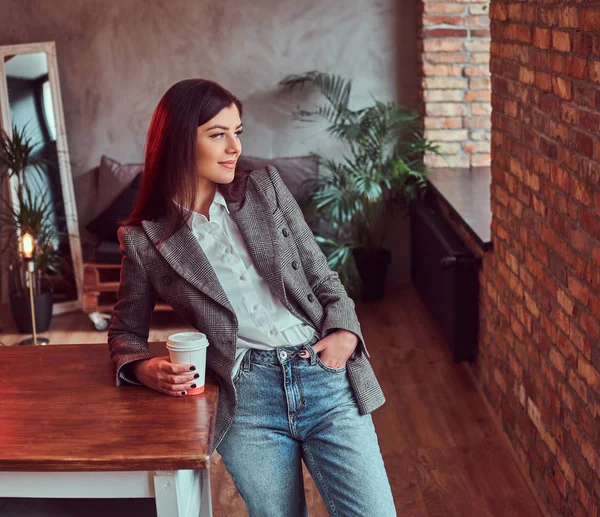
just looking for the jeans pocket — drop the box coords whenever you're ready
[314,355,347,373]
[304,340,347,373]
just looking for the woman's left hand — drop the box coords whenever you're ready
[298,329,358,368]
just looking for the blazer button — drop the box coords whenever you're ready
[162,275,172,285]
[307,293,315,302]
[292,260,299,270]
[282,228,289,237]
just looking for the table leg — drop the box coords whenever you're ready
[153,469,212,517]
[199,468,212,517]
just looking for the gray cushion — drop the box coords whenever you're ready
[86,172,142,243]
[96,155,143,213]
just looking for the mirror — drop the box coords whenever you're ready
[0,42,83,314]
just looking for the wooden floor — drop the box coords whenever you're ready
[0,285,544,517]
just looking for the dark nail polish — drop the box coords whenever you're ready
[194,373,199,379]
[190,384,197,389]
[189,366,196,371]
[181,391,186,395]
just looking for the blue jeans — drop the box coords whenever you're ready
[216,335,397,517]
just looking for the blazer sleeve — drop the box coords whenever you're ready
[266,165,370,358]
[107,226,158,386]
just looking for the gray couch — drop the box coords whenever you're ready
[75,154,319,265]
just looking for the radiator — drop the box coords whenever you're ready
[410,198,481,362]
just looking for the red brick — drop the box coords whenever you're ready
[424,29,468,38]
[423,51,468,64]
[567,56,588,80]
[490,3,507,22]
[578,310,600,342]
[556,332,578,368]
[423,15,464,27]
[424,117,463,129]
[423,40,463,52]
[580,438,599,472]
[463,65,490,77]
[570,227,591,253]
[590,61,600,85]
[567,368,588,403]
[423,64,464,77]
[573,33,594,56]
[552,31,571,53]
[558,6,579,29]
[569,323,591,360]
[579,7,600,31]
[465,90,491,102]
[580,209,599,238]
[539,6,558,28]
[568,275,589,306]
[471,29,489,38]
[535,71,552,92]
[548,53,565,74]
[465,15,489,28]
[423,3,466,15]
[552,77,572,100]
[534,28,552,49]
[470,53,491,65]
[578,356,600,394]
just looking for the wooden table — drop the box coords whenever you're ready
[0,342,218,517]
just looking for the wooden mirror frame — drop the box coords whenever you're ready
[0,41,83,314]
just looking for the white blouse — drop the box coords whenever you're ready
[180,190,315,378]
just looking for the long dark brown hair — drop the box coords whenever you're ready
[125,79,247,240]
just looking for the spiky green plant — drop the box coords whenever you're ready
[0,124,47,200]
[0,124,69,296]
[280,71,442,290]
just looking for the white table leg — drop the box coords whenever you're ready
[153,470,212,517]
[199,468,212,517]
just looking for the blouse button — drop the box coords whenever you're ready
[292,261,299,270]
[162,275,172,285]
[307,293,315,302]
[282,228,289,237]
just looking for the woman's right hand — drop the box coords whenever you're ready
[129,356,199,396]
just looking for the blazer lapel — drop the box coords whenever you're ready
[141,172,287,314]
[228,174,288,306]
[141,218,234,314]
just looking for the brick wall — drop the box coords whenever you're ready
[418,0,492,168]
[471,2,600,516]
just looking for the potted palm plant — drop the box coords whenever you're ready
[279,71,441,299]
[0,124,68,332]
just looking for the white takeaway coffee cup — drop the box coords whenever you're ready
[166,331,209,395]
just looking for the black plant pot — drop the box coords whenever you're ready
[352,247,392,301]
[9,289,54,333]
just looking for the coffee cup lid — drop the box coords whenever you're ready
[166,332,209,350]
[167,331,207,343]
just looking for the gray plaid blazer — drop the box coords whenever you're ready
[108,165,385,452]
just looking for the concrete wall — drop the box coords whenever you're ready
[0,0,419,287]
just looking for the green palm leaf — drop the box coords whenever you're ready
[280,71,443,291]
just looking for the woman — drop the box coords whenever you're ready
[108,78,396,517]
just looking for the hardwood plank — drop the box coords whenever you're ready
[415,446,496,517]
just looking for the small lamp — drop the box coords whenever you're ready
[19,232,49,346]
